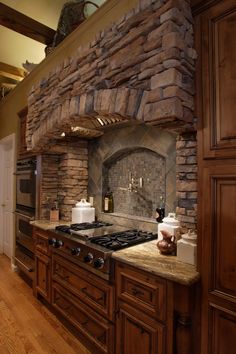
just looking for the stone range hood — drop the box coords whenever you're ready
[26,0,196,152]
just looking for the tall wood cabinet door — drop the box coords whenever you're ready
[35,251,51,302]
[200,0,236,159]
[116,304,164,354]
[201,163,236,354]
[209,305,236,354]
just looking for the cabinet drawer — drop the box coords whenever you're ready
[34,228,50,255]
[52,254,114,320]
[52,283,114,354]
[116,263,166,321]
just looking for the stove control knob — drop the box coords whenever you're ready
[54,239,64,248]
[48,238,57,246]
[94,258,105,269]
[84,253,93,263]
[71,247,81,256]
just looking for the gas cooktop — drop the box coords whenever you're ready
[49,221,157,279]
[54,221,157,251]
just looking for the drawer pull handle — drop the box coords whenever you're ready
[97,334,105,341]
[81,287,104,302]
[62,304,71,311]
[96,295,104,302]
[81,287,87,294]
[131,288,144,297]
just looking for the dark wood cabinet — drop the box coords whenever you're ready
[115,262,197,354]
[116,263,166,354]
[200,164,236,353]
[52,253,114,321]
[35,251,51,301]
[33,227,51,302]
[195,0,236,352]
[116,302,164,354]
[51,251,115,354]
[33,226,198,354]
[198,0,236,159]
[116,262,166,321]
[52,282,114,354]
[209,306,236,354]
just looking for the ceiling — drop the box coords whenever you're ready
[0,0,104,98]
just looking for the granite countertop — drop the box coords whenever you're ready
[30,219,70,230]
[112,240,200,286]
[31,220,199,286]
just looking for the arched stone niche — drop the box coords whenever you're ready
[103,147,166,218]
[88,124,176,222]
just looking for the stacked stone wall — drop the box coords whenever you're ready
[58,142,88,221]
[176,132,197,232]
[40,154,60,219]
[26,0,196,150]
[28,0,197,229]
[39,140,88,221]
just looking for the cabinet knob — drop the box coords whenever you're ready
[94,257,105,269]
[48,238,64,248]
[71,247,81,256]
[84,253,93,263]
[131,287,144,297]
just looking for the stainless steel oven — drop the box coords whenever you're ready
[14,210,35,277]
[15,157,36,280]
[16,158,36,210]
[15,211,34,252]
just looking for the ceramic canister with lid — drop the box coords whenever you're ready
[71,199,95,224]
[157,213,180,242]
[177,230,197,266]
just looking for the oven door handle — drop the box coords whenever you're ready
[14,257,33,272]
[15,211,35,221]
[17,230,33,238]
[15,171,35,176]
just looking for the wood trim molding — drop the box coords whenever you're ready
[191,0,223,15]
[17,106,28,118]
[0,3,55,45]
[0,62,26,81]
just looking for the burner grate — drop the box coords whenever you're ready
[55,225,71,234]
[55,221,113,233]
[90,230,157,250]
[70,221,112,231]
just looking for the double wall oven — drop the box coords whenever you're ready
[15,158,37,280]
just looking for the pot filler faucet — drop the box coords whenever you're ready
[118,172,143,193]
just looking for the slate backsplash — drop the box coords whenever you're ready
[88,124,176,222]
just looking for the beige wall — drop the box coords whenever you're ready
[0,0,139,140]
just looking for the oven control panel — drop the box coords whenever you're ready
[48,236,109,278]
